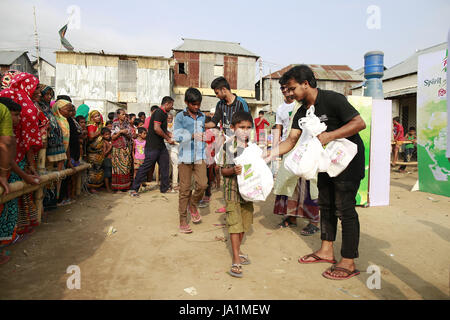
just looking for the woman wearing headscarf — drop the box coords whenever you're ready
[86,110,104,192]
[52,99,76,205]
[75,104,90,121]
[111,108,134,191]
[38,85,66,166]
[0,72,44,235]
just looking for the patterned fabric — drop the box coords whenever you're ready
[273,178,319,223]
[52,99,71,151]
[38,98,66,162]
[87,134,104,188]
[216,137,247,203]
[111,117,133,149]
[111,146,132,190]
[0,72,43,163]
[0,70,19,90]
[0,161,23,243]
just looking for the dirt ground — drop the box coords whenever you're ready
[0,168,449,300]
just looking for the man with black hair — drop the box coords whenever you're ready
[107,112,115,123]
[173,88,208,233]
[130,96,175,196]
[205,76,249,136]
[56,95,72,103]
[138,111,146,122]
[144,105,161,130]
[267,65,367,281]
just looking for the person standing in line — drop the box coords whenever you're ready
[129,97,176,196]
[166,112,180,190]
[173,88,208,233]
[110,108,134,192]
[266,65,366,280]
[133,127,147,180]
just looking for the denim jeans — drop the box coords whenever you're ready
[318,173,361,259]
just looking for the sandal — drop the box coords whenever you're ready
[188,205,202,223]
[179,225,193,234]
[129,190,140,197]
[298,253,337,264]
[300,223,320,236]
[322,265,360,280]
[215,207,226,213]
[228,264,243,278]
[278,217,297,228]
[239,254,251,265]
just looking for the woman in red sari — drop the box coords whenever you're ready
[0,72,46,235]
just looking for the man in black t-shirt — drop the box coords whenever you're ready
[268,65,367,281]
[130,96,176,196]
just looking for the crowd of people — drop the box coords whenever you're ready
[0,66,368,282]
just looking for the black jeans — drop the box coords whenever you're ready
[318,173,361,259]
[131,147,170,193]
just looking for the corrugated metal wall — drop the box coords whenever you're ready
[237,56,256,91]
[118,60,137,102]
[199,53,216,88]
[137,69,170,104]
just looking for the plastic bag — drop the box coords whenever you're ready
[234,143,274,202]
[324,138,358,177]
[284,106,327,178]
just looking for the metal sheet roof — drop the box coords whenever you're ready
[264,64,363,81]
[0,51,28,65]
[382,42,447,80]
[173,38,259,58]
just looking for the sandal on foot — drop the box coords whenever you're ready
[239,254,251,265]
[129,191,140,197]
[188,205,202,223]
[215,207,226,213]
[322,266,360,280]
[300,223,320,236]
[278,217,297,228]
[228,264,243,278]
[298,253,337,264]
[179,225,193,234]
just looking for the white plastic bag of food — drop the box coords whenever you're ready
[234,143,274,202]
[324,138,358,177]
[284,106,327,178]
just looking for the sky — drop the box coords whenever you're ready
[1,0,449,77]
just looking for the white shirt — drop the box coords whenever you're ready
[275,101,296,141]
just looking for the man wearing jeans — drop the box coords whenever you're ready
[173,88,208,233]
[268,65,366,281]
[130,97,175,196]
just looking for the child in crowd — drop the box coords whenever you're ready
[133,127,147,180]
[107,112,115,123]
[136,119,144,128]
[105,120,113,131]
[216,111,254,278]
[101,127,113,193]
[75,115,88,160]
[399,126,417,172]
[166,112,179,190]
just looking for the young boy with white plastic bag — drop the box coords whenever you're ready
[215,111,257,278]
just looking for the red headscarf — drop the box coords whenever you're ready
[0,72,43,162]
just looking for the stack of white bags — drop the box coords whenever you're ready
[225,106,357,202]
[284,106,358,179]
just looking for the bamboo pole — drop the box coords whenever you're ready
[0,163,90,204]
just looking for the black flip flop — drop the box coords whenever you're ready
[278,217,297,228]
[301,223,320,236]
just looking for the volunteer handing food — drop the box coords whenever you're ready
[265,65,367,281]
